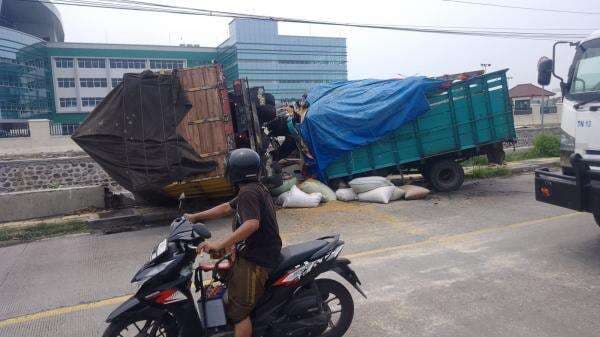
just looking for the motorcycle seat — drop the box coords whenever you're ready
[271,240,328,277]
[198,260,231,272]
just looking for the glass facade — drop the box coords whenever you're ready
[217,19,347,103]
[0,27,53,119]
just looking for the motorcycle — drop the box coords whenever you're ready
[102,210,366,337]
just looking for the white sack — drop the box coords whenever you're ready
[349,176,394,194]
[298,179,337,202]
[390,187,406,201]
[280,186,322,208]
[335,188,358,202]
[357,186,397,204]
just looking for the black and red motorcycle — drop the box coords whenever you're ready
[102,215,366,337]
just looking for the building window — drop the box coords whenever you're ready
[80,78,108,88]
[150,59,184,69]
[111,78,123,88]
[81,97,104,107]
[57,78,75,88]
[78,58,106,68]
[25,59,46,69]
[59,97,77,108]
[513,99,532,115]
[55,58,74,68]
[109,59,146,69]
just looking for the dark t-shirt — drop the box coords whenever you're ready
[229,182,282,269]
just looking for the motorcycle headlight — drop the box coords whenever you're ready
[151,239,168,260]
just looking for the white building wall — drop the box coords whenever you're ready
[51,56,187,114]
[514,103,563,127]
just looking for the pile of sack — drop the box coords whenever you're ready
[271,175,430,207]
[335,177,429,204]
[274,178,337,208]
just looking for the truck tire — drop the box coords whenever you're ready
[428,159,464,192]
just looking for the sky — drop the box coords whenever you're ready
[54,0,599,91]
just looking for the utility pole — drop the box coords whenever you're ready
[481,63,491,73]
[540,85,545,130]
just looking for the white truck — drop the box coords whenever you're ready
[535,30,600,225]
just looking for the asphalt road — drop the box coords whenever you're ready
[1,173,599,337]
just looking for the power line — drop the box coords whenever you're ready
[17,0,589,40]
[442,0,600,16]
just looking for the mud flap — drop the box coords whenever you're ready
[331,258,367,298]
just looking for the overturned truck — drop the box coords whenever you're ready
[72,65,275,204]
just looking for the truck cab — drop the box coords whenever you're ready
[559,30,600,170]
[535,30,600,225]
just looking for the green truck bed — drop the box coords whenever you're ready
[325,69,516,182]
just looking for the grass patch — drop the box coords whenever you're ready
[0,221,88,243]
[468,166,510,179]
[463,133,561,167]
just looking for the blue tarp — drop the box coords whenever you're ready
[299,77,443,178]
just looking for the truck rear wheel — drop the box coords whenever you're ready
[428,159,464,192]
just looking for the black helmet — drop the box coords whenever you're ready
[225,148,261,184]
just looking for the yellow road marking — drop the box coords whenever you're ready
[0,211,585,328]
[0,295,130,328]
[346,212,582,259]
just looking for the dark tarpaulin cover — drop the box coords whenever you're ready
[72,70,217,196]
[299,77,443,178]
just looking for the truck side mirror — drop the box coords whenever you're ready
[537,57,553,86]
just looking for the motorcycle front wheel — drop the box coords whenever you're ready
[316,278,355,337]
[102,315,177,337]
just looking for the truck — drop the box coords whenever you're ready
[72,65,276,204]
[534,30,600,226]
[318,69,516,191]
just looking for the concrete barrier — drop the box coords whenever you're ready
[0,186,105,223]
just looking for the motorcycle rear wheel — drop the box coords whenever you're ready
[317,278,355,337]
[102,315,177,337]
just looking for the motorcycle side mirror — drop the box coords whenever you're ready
[177,192,186,214]
[192,224,212,240]
[537,56,553,86]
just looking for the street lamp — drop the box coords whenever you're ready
[481,63,491,73]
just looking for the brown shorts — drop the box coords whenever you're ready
[226,257,270,324]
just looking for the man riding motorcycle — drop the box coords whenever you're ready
[185,148,282,337]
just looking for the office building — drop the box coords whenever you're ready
[1,0,347,126]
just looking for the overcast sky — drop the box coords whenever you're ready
[55,0,598,91]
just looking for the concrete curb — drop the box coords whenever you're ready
[505,157,560,175]
[0,186,105,223]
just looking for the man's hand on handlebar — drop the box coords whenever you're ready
[183,213,196,223]
[197,241,221,255]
